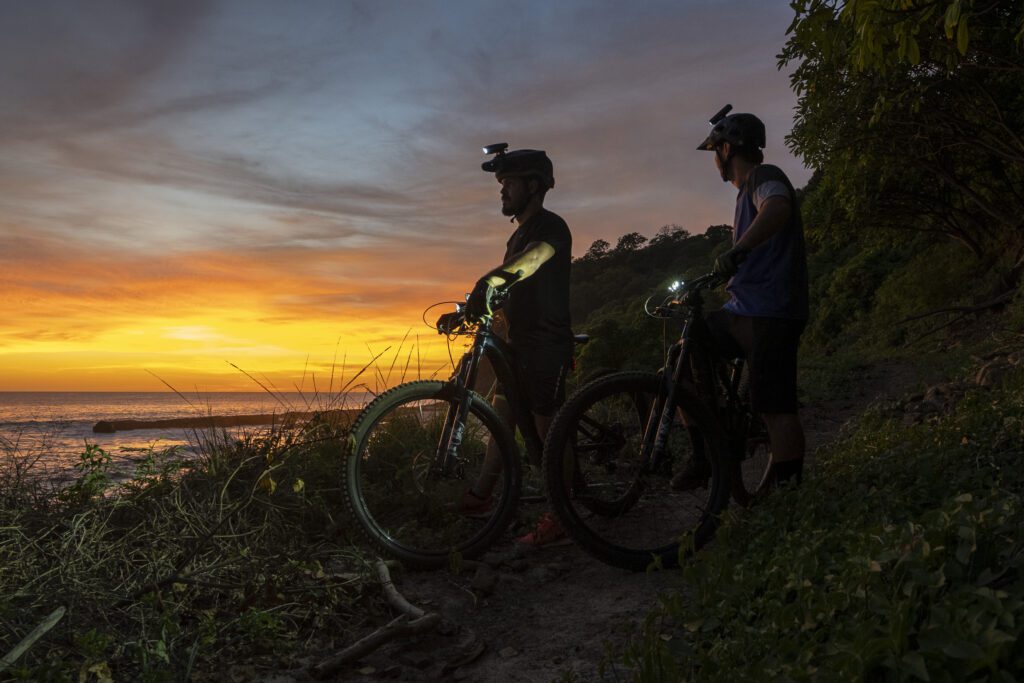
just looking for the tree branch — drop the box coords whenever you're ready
[898,290,1016,325]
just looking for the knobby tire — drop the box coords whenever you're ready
[342,380,521,569]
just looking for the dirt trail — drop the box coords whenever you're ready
[297,359,925,683]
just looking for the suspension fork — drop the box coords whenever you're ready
[433,328,488,475]
[640,317,696,471]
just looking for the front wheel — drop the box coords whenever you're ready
[342,380,521,569]
[543,371,729,571]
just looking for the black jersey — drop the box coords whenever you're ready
[502,208,573,348]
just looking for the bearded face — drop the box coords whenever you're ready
[499,176,533,217]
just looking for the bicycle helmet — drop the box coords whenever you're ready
[481,146,555,189]
[696,113,766,152]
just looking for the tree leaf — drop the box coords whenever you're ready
[258,472,277,495]
[907,36,920,64]
[944,2,960,39]
[957,18,969,54]
[87,662,114,683]
[902,651,930,681]
[942,640,984,660]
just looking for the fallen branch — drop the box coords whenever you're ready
[309,558,440,679]
[310,613,441,679]
[0,606,65,673]
[904,312,971,347]
[375,558,424,618]
[897,290,1016,325]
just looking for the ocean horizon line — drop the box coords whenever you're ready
[0,390,363,394]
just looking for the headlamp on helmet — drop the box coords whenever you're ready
[482,143,555,189]
[696,105,766,152]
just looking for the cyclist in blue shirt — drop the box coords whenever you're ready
[674,110,809,491]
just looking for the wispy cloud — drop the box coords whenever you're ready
[0,0,809,389]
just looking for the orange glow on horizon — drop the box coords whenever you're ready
[0,241,473,392]
[0,315,464,392]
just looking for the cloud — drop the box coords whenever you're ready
[0,1,215,136]
[1,0,808,255]
[0,1,813,389]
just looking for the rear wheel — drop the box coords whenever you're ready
[544,371,729,571]
[342,380,521,569]
[728,372,772,507]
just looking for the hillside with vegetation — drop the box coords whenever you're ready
[612,1,1024,680]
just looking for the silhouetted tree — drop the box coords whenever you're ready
[704,225,733,242]
[583,239,611,260]
[615,232,647,252]
[650,224,691,246]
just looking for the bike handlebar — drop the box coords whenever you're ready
[429,283,512,335]
[680,272,727,294]
[647,271,728,318]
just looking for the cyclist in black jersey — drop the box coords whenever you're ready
[439,146,573,545]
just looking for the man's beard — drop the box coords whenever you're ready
[501,196,526,217]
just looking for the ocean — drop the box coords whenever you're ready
[0,391,370,475]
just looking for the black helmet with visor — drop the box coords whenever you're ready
[482,144,555,189]
[696,105,766,152]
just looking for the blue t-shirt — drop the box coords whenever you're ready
[724,164,809,320]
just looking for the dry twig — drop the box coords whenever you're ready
[0,606,65,673]
[309,559,441,679]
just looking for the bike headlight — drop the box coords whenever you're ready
[668,280,683,293]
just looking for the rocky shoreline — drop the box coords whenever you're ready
[92,408,358,433]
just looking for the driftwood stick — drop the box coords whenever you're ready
[375,558,424,618]
[310,613,441,679]
[309,558,441,679]
[0,606,66,673]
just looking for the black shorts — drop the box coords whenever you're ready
[705,309,804,414]
[497,343,572,417]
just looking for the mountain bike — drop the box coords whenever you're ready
[542,272,772,571]
[341,290,587,569]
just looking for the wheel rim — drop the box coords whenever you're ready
[351,394,512,559]
[731,419,772,507]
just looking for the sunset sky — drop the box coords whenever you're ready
[1,0,811,392]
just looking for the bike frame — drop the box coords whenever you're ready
[431,316,543,477]
[639,284,747,473]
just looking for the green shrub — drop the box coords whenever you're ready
[865,242,993,347]
[803,244,910,352]
[624,371,1024,681]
